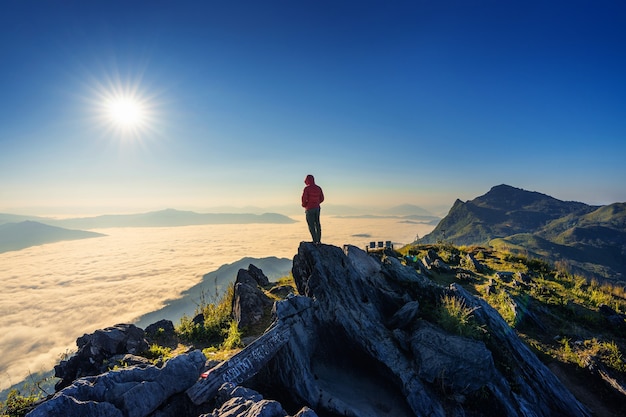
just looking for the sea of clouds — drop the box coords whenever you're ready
[0,216,434,391]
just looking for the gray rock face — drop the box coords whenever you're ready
[200,382,317,417]
[27,351,206,417]
[54,323,150,390]
[246,242,591,417]
[145,319,178,349]
[464,252,485,272]
[232,266,273,328]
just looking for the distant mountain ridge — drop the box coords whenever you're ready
[419,184,626,281]
[0,209,297,253]
[0,221,105,253]
[0,209,296,229]
[49,209,296,229]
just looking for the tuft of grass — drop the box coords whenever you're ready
[556,337,626,373]
[276,274,296,288]
[143,344,174,362]
[484,290,517,326]
[221,320,243,350]
[437,295,485,339]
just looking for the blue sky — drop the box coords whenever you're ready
[1,0,625,216]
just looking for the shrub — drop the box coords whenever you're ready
[176,284,235,345]
[0,388,41,417]
[221,320,243,350]
[144,344,173,362]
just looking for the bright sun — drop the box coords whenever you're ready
[106,97,145,128]
[88,73,160,140]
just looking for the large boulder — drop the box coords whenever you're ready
[145,319,178,349]
[28,351,206,417]
[232,266,273,329]
[54,323,149,390]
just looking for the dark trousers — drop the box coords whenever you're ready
[305,208,322,243]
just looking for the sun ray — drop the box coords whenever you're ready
[80,68,163,144]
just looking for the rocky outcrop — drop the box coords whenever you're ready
[232,265,273,328]
[243,243,591,417]
[54,323,150,390]
[145,319,178,349]
[28,351,206,417]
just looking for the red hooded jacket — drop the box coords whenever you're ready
[302,175,324,210]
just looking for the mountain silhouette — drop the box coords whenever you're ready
[52,209,296,229]
[0,221,106,253]
[419,185,625,281]
[0,209,297,231]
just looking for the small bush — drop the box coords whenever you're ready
[176,284,235,345]
[221,320,243,350]
[0,388,41,417]
[144,344,173,362]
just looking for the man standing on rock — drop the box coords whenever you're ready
[301,174,324,244]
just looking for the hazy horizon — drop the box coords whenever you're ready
[1,202,450,219]
[3,186,624,220]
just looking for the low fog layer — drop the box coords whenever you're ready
[0,216,434,390]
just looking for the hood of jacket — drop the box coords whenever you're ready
[305,174,315,185]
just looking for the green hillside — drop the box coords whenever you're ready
[420,185,625,282]
[399,243,626,416]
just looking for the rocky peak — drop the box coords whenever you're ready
[242,242,589,417]
[29,242,594,417]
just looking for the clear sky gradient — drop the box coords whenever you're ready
[1,1,625,216]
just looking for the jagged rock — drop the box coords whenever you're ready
[145,319,178,349]
[33,244,598,417]
[421,249,440,270]
[421,249,452,273]
[232,265,274,328]
[236,265,271,288]
[464,253,485,272]
[233,282,273,329]
[243,243,592,417]
[27,351,206,417]
[495,271,514,282]
[432,258,452,272]
[200,382,318,417]
[515,271,532,284]
[247,264,271,287]
[268,285,294,298]
[54,323,149,390]
[106,353,152,369]
[598,303,626,332]
[386,300,420,329]
[409,320,502,393]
